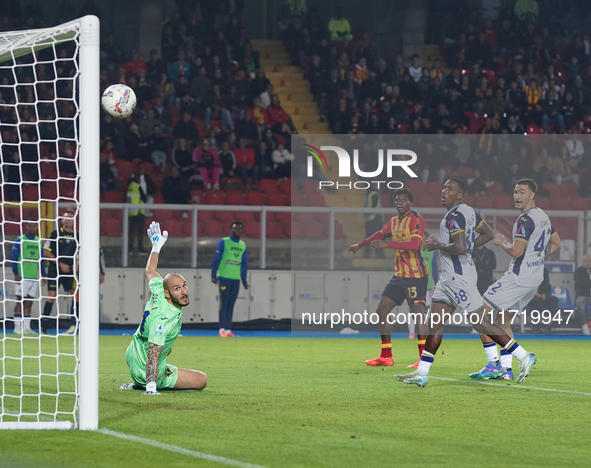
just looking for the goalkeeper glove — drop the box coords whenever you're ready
[147,221,168,253]
[142,381,161,395]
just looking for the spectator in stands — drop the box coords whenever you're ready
[263,94,297,137]
[541,89,566,133]
[3,150,21,201]
[531,158,551,197]
[131,162,156,210]
[574,255,591,335]
[124,123,148,162]
[162,166,190,204]
[392,54,408,86]
[235,109,260,144]
[147,48,167,84]
[328,6,353,43]
[408,54,422,82]
[467,169,487,196]
[256,140,275,180]
[58,141,76,176]
[527,268,558,334]
[146,124,170,173]
[502,162,522,194]
[561,92,578,129]
[271,142,294,179]
[354,57,369,84]
[193,138,221,190]
[565,132,586,167]
[151,95,172,131]
[139,108,161,139]
[250,68,270,99]
[218,140,237,179]
[173,111,200,146]
[506,114,525,134]
[565,75,589,114]
[234,137,258,189]
[99,143,118,192]
[172,137,194,180]
[485,88,514,119]
[126,173,147,254]
[204,83,234,132]
[550,145,579,186]
[472,244,496,295]
[191,66,212,107]
[524,77,543,125]
[123,48,147,78]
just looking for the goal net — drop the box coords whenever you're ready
[0,16,100,430]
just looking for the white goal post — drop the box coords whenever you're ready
[0,16,99,430]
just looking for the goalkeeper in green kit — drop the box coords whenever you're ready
[120,222,207,395]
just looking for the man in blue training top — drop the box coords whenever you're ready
[11,220,45,334]
[211,221,248,337]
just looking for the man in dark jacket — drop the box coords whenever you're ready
[574,255,591,335]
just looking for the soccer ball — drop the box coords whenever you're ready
[101,84,137,119]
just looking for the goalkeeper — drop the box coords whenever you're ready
[120,221,207,395]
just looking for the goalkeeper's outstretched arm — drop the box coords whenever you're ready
[145,222,169,282]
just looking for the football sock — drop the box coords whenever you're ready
[24,316,31,330]
[380,342,392,359]
[504,338,528,361]
[417,351,434,376]
[500,348,512,369]
[417,339,425,357]
[408,313,416,336]
[482,339,499,366]
[43,301,54,317]
[13,313,22,332]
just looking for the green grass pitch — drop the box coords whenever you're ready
[0,336,590,467]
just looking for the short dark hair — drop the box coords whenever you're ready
[393,188,415,203]
[231,221,243,228]
[448,177,467,195]
[516,178,537,194]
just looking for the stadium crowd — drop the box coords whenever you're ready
[279,0,591,196]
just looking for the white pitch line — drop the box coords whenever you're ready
[429,376,591,396]
[97,428,270,468]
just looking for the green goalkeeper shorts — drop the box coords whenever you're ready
[125,343,179,389]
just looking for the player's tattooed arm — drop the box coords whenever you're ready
[427,231,467,255]
[145,343,163,384]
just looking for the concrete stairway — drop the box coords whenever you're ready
[251,39,330,134]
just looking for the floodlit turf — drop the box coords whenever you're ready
[1,335,590,467]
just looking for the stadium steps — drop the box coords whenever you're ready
[252,39,329,135]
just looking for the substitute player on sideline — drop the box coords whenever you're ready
[396,178,538,387]
[211,221,249,338]
[348,188,429,367]
[11,220,45,334]
[120,222,207,394]
[470,178,561,380]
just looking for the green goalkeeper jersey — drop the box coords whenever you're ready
[129,277,183,370]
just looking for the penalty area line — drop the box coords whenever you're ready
[97,428,270,468]
[430,376,591,396]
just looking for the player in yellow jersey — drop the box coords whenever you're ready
[348,188,429,367]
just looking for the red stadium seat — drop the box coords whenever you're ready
[473,196,494,208]
[266,221,285,238]
[542,182,560,199]
[560,181,578,197]
[102,219,122,236]
[273,212,291,224]
[267,194,286,206]
[225,191,245,205]
[204,191,225,205]
[426,181,442,195]
[290,223,304,238]
[334,221,346,239]
[493,195,514,209]
[294,213,315,223]
[245,191,266,205]
[306,192,325,206]
[259,179,279,194]
[203,220,226,237]
[278,178,291,195]
[486,182,503,196]
[305,220,325,239]
[462,195,474,206]
[103,190,123,203]
[315,213,329,224]
[404,179,425,195]
[526,124,543,134]
[235,211,255,223]
[290,192,306,206]
[197,209,214,220]
[550,197,570,210]
[456,166,473,180]
[570,196,588,211]
[165,221,185,238]
[114,159,133,182]
[215,210,235,221]
[41,181,58,200]
[243,222,261,238]
[40,160,59,180]
[536,196,550,210]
